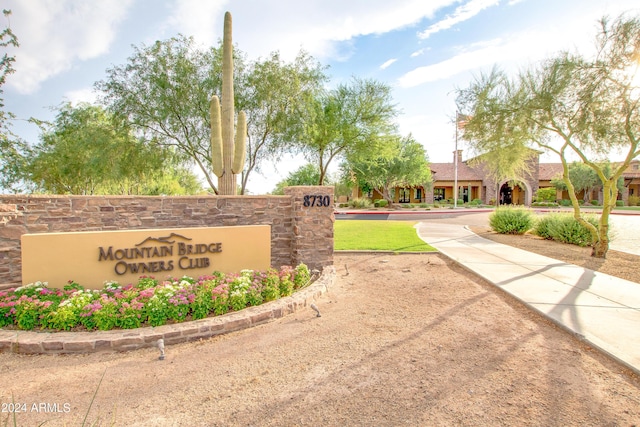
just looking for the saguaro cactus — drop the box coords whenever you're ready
[210,11,246,195]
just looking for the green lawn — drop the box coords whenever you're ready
[334,220,437,252]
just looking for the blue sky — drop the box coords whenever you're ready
[3,0,639,194]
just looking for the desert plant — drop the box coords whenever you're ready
[539,214,600,246]
[210,11,247,195]
[534,213,600,246]
[348,197,374,208]
[535,187,557,203]
[489,207,534,235]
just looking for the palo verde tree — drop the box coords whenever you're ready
[348,134,432,205]
[456,69,538,205]
[296,77,399,185]
[457,14,640,258]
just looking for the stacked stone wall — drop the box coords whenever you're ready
[0,187,334,286]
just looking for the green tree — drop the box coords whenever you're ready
[271,163,322,195]
[0,9,25,192]
[456,70,538,205]
[456,15,640,258]
[240,51,327,194]
[97,35,227,192]
[25,103,201,195]
[296,77,399,185]
[550,161,624,203]
[97,35,326,195]
[349,134,432,205]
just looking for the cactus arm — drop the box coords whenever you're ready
[232,111,247,174]
[210,95,224,177]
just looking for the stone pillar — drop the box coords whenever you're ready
[284,186,334,271]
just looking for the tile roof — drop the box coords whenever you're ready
[538,163,564,180]
[430,162,485,181]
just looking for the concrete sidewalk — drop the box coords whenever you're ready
[415,221,640,376]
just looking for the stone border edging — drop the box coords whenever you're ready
[0,266,335,355]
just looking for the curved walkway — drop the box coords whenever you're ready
[0,268,334,354]
[415,221,640,376]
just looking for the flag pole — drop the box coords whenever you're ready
[454,112,459,209]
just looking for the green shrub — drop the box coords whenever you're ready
[531,201,558,207]
[534,213,599,246]
[348,198,373,209]
[535,187,557,203]
[469,198,483,206]
[559,199,572,206]
[616,200,624,207]
[418,203,429,208]
[629,195,640,206]
[489,207,534,235]
[590,200,599,206]
[533,214,557,240]
[374,199,389,208]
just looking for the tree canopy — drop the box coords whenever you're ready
[271,163,322,195]
[456,14,640,258]
[0,9,24,192]
[96,35,327,194]
[348,134,432,204]
[550,161,624,203]
[24,103,202,195]
[295,77,399,185]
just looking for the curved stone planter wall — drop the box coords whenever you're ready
[0,267,334,354]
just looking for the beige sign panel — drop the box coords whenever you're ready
[21,225,271,289]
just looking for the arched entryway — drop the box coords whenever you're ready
[499,180,532,205]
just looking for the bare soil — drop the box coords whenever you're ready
[1,246,640,425]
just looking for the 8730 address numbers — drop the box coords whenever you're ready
[303,195,331,207]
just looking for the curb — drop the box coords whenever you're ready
[0,266,335,355]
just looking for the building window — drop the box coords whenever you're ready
[415,188,423,201]
[434,187,445,201]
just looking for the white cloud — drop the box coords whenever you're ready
[63,88,98,106]
[410,48,426,58]
[418,0,500,40]
[167,0,228,47]
[5,0,134,94]
[167,0,457,61]
[397,9,612,90]
[380,58,397,70]
[398,38,508,87]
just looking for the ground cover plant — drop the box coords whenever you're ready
[334,220,436,252]
[0,264,310,332]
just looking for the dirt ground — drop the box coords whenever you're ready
[2,243,640,426]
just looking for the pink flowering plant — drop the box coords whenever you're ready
[0,264,312,332]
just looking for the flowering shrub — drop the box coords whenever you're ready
[0,264,312,332]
